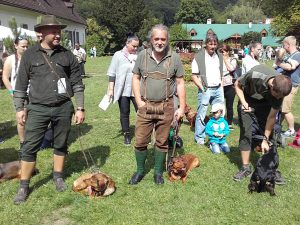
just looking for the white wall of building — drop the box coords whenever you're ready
[0,4,85,46]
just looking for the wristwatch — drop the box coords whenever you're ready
[77,108,85,112]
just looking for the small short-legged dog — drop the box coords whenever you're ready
[184,105,197,128]
[248,144,279,196]
[0,161,39,182]
[168,154,200,183]
[72,172,116,198]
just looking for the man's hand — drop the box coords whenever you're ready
[16,110,27,126]
[174,108,184,121]
[74,111,85,124]
[241,102,252,112]
[261,139,270,154]
[137,100,146,109]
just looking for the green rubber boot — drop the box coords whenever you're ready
[129,149,147,185]
[154,150,166,185]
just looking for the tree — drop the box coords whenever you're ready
[169,24,189,47]
[240,31,262,48]
[75,0,148,50]
[137,16,161,42]
[224,1,266,24]
[145,0,180,26]
[210,0,238,12]
[3,17,35,54]
[270,0,300,40]
[175,0,214,24]
[85,18,112,56]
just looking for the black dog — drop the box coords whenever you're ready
[248,144,279,196]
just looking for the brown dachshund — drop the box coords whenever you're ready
[168,154,200,183]
[185,104,209,128]
[0,161,39,182]
[72,172,116,198]
[185,104,197,128]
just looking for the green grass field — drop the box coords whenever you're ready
[0,57,300,225]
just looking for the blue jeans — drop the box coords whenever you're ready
[209,142,230,154]
[195,86,224,143]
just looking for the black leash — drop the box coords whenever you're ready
[42,53,99,172]
[245,107,273,147]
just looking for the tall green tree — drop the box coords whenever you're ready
[169,24,189,47]
[240,31,262,47]
[137,16,161,42]
[270,0,300,40]
[175,0,214,24]
[85,18,112,56]
[210,0,238,11]
[75,0,148,50]
[145,0,180,26]
[225,1,266,24]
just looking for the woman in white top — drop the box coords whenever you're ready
[107,33,139,145]
[2,36,28,147]
[241,41,262,75]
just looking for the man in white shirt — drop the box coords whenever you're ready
[73,43,86,77]
[241,41,262,75]
[191,34,224,144]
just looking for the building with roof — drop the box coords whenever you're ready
[0,0,86,52]
[177,21,281,51]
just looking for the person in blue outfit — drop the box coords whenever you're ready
[205,103,230,154]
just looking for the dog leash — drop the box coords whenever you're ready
[167,119,181,172]
[42,53,99,172]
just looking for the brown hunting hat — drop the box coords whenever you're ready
[34,15,67,32]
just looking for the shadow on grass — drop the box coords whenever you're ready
[0,120,17,140]
[68,123,93,145]
[225,146,262,172]
[32,145,111,191]
[0,148,19,163]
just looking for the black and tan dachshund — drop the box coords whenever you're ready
[248,144,279,196]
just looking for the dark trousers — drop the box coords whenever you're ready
[21,101,74,162]
[224,85,235,125]
[238,101,271,151]
[118,96,138,133]
[79,62,85,75]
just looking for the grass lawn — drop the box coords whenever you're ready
[0,57,300,225]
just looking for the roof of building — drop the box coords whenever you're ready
[182,23,281,46]
[0,0,85,25]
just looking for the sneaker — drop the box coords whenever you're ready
[229,125,234,130]
[0,137,4,144]
[196,139,205,145]
[282,129,295,137]
[13,187,29,205]
[53,178,67,192]
[233,166,252,181]
[275,170,286,185]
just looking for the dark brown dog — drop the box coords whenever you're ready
[184,104,209,128]
[168,154,200,183]
[0,161,39,182]
[72,172,116,198]
[185,104,197,128]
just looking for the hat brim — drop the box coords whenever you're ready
[34,24,67,32]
